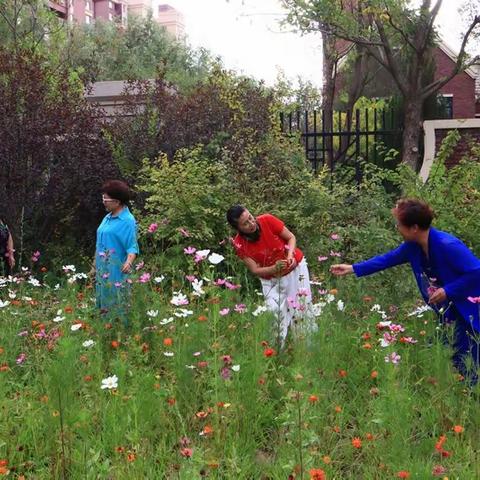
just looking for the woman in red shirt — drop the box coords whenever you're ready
[227,205,316,346]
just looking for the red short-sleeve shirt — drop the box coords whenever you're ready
[232,214,303,279]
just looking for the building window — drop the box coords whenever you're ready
[109,1,113,9]
[108,12,113,21]
[85,0,91,11]
[437,95,453,119]
[85,14,91,24]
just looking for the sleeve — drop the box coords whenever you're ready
[123,220,139,255]
[353,243,410,277]
[441,239,480,300]
[263,214,285,235]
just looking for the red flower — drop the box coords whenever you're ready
[351,437,362,449]
[309,468,326,480]
[263,348,276,357]
[308,394,319,403]
[396,471,410,479]
[180,448,193,458]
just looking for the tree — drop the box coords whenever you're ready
[0,47,118,260]
[282,0,480,170]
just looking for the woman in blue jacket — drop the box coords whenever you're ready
[331,198,480,384]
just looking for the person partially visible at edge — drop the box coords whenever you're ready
[227,205,317,347]
[94,180,139,321]
[0,216,15,277]
[330,198,480,385]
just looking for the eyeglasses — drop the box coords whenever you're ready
[102,196,118,203]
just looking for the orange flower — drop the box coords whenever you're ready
[64,306,73,314]
[435,435,447,452]
[361,332,371,340]
[202,425,214,436]
[370,370,378,379]
[362,343,372,349]
[40,266,48,272]
[334,405,342,413]
[309,468,326,480]
[0,364,9,372]
[329,288,338,295]
[263,348,276,357]
[351,437,362,449]
[452,425,464,434]
[141,343,149,353]
[322,455,331,465]
[196,411,209,419]
[163,338,173,347]
[396,471,410,479]
[308,395,319,403]
[365,432,374,441]
[84,375,92,382]
[338,369,347,378]
[111,340,120,349]
[258,377,266,385]
[197,315,208,322]
[126,452,136,462]
[115,446,125,453]
[332,425,340,433]
[167,398,176,406]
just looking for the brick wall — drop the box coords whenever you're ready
[434,127,480,168]
[434,48,476,119]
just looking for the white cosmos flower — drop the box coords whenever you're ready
[196,249,210,260]
[231,365,240,372]
[63,265,76,273]
[407,305,432,317]
[82,339,95,348]
[185,365,196,369]
[159,317,174,325]
[192,279,205,296]
[53,315,65,323]
[208,253,225,265]
[101,375,118,390]
[146,310,159,318]
[174,308,193,318]
[0,300,10,308]
[8,290,16,299]
[28,277,41,287]
[163,351,174,357]
[170,291,189,306]
[71,323,82,331]
[252,305,268,317]
[54,284,60,290]
[337,300,345,311]
[154,275,165,283]
[311,303,323,317]
[325,294,335,303]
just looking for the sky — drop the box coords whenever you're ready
[154,0,469,87]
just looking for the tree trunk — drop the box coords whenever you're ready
[401,98,423,171]
[322,33,337,170]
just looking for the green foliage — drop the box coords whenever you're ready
[136,149,233,249]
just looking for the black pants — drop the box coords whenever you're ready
[1,255,11,277]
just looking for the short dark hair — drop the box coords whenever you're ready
[394,198,434,230]
[226,205,246,229]
[101,180,131,205]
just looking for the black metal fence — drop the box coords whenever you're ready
[280,108,403,177]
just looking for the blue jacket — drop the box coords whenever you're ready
[353,228,480,331]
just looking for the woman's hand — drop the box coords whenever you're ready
[428,287,447,305]
[330,264,354,276]
[121,261,132,273]
[7,252,15,269]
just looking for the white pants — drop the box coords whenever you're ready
[260,258,317,346]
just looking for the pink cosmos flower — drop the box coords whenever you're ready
[135,261,145,271]
[384,352,401,364]
[31,251,41,262]
[225,281,240,290]
[389,323,405,333]
[178,227,191,238]
[185,275,197,283]
[148,223,158,233]
[467,296,480,303]
[114,282,122,288]
[297,288,309,297]
[222,355,232,364]
[180,448,193,458]
[234,304,247,313]
[330,251,341,257]
[317,256,328,262]
[214,278,226,286]
[138,273,151,283]
[330,233,340,240]
[184,246,196,255]
[219,308,230,316]
[16,353,27,365]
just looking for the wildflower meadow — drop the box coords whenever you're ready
[0,238,478,479]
